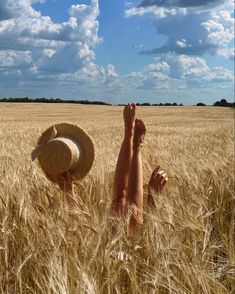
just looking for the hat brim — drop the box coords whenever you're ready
[37,123,95,182]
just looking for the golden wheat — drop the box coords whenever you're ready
[0,103,234,294]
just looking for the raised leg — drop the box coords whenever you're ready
[127,119,146,234]
[112,103,136,217]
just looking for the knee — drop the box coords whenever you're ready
[117,189,128,207]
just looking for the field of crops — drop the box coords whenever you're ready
[0,103,234,293]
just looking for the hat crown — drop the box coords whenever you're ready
[38,137,80,175]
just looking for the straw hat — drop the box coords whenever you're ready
[31,123,95,182]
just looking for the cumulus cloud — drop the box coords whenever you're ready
[0,50,33,68]
[126,0,234,59]
[123,54,233,91]
[103,64,119,84]
[165,54,234,83]
[176,38,190,48]
[139,11,216,55]
[0,0,125,100]
[0,0,105,84]
[201,8,234,59]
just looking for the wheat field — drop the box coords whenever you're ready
[0,103,234,294]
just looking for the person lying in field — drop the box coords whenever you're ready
[111,103,168,237]
[57,103,168,237]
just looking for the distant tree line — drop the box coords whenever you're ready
[0,97,234,107]
[118,102,184,106]
[212,99,234,107]
[0,97,111,105]
[196,99,234,107]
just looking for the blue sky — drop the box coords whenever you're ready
[0,0,234,104]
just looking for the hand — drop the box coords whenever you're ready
[57,171,73,195]
[148,166,168,194]
[147,166,168,208]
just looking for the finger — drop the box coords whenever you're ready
[155,170,164,181]
[152,167,161,180]
[150,170,157,182]
[155,165,161,170]
[160,176,166,184]
[153,166,161,177]
[159,179,167,190]
[161,172,167,179]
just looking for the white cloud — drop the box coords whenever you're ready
[216,47,234,59]
[126,0,234,59]
[125,6,173,18]
[0,50,33,67]
[204,66,234,82]
[0,0,101,81]
[105,64,119,81]
[144,61,170,72]
[201,6,234,58]
[165,55,209,79]
[122,54,233,91]
[176,38,189,48]
[0,0,124,98]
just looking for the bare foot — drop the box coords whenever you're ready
[147,166,168,207]
[123,103,136,136]
[133,118,146,149]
